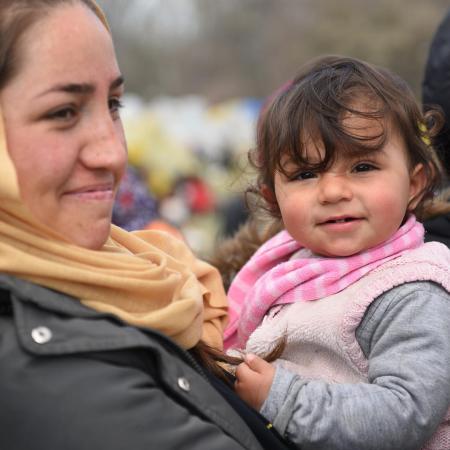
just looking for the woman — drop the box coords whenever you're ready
[0,1,290,449]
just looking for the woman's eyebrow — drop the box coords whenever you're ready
[35,75,124,98]
[35,82,95,98]
[111,75,124,90]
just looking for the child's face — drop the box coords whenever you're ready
[273,116,425,257]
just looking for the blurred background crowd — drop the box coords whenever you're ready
[96,0,449,257]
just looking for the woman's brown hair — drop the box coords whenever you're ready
[0,0,108,90]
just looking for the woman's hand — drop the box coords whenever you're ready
[235,353,275,410]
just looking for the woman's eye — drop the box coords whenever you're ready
[47,107,76,121]
[353,163,377,172]
[109,97,124,117]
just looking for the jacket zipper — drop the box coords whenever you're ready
[143,328,210,381]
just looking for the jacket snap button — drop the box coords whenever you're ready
[177,377,190,392]
[31,326,52,344]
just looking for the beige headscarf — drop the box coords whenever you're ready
[0,111,228,350]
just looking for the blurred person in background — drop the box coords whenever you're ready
[112,165,159,231]
[422,7,450,247]
[112,164,185,239]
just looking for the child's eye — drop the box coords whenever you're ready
[293,171,317,181]
[353,163,377,172]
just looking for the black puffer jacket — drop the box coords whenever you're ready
[0,274,288,450]
[422,7,450,173]
[422,9,450,249]
[424,213,450,248]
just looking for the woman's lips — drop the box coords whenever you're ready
[64,184,114,200]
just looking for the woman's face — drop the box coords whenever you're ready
[0,3,127,250]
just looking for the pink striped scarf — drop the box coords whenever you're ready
[224,215,424,349]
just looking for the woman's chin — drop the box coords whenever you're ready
[65,219,112,250]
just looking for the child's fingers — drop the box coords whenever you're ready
[234,363,258,403]
[235,361,254,383]
[244,353,272,373]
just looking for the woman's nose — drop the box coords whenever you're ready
[80,116,127,173]
[317,172,353,204]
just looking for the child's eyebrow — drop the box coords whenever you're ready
[338,149,384,161]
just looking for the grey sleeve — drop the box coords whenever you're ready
[260,282,450,450]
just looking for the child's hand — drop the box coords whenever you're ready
[235,353,275,410]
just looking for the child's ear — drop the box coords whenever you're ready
[408,163,427,211]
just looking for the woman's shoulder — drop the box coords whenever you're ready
[0,275,264,450]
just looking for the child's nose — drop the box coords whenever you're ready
[317,173,353,204]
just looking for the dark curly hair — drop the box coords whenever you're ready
[250,55,444,220]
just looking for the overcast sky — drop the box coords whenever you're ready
[97,0,199,40]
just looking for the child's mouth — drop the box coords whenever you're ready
[326,217,356,224]
[319,216,364,228]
